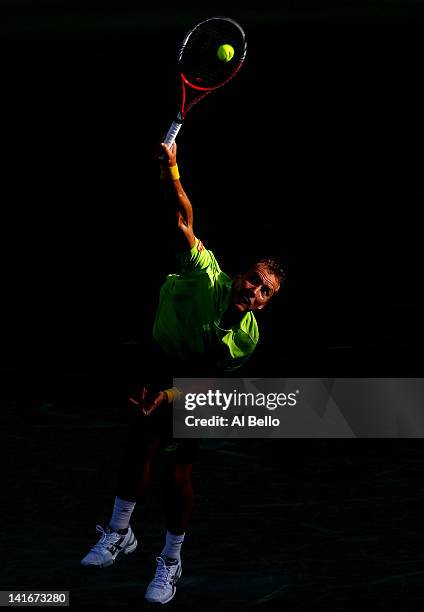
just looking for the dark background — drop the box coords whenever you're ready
[1,0,423,382]
[1,2,424,609]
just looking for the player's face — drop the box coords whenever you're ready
[232,264,280,312]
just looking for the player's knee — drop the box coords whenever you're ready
[168,464,193,487]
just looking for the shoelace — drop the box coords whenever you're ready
[152,557,177,587]
[91,525,120,552]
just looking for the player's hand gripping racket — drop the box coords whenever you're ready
[163,16,247,147]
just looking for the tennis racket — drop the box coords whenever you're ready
[163,16,247,147]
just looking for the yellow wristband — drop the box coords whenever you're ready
[160,164,180,181]
[163,387,182,403]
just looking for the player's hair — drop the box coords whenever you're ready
[250,256,286,289]
[256,257,285,282]
[228,250,286,292]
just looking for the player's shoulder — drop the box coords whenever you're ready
[179,237,222,275]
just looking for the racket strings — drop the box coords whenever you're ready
[179,18,246,89]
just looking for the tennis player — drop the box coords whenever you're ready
[80,140,284,604]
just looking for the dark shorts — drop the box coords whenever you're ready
[125,392,200,465]
[120,341,204,465]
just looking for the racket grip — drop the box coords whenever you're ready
[163,119,182,147]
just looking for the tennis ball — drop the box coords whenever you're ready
[217,44,235,63]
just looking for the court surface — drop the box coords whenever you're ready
[2,364,424,610]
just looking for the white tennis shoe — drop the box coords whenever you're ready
[145,555,182,604]
[80,524,137,568]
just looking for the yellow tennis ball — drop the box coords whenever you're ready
[217,44,235,63]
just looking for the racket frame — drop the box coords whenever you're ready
[163,16,246,147]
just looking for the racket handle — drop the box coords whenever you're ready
[164,119,183,147]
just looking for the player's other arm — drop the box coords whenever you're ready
[159,142,195,250]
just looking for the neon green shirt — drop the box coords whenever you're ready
[153,238,258,372]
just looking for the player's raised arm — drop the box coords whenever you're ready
[158,142,195,250]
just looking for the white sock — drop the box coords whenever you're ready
[109,497,136,532]
[161,531,185,561]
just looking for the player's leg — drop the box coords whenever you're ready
[145,441,198,604]
[163,463,194,539]
[80,403,163,568]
